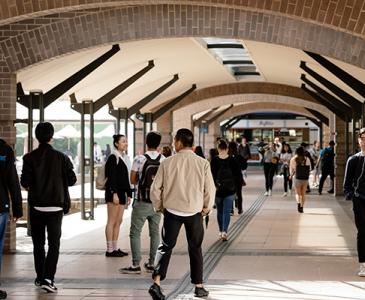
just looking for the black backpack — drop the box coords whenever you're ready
[138,154,161,202]
[296,157,310,180]
[215,159,236,193]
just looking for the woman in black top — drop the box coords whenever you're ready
[211,140,242,241]
[104,134,132,257]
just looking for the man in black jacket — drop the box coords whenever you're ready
[0,139,23,299]
[21,122,76,293]
[344,127,365,277]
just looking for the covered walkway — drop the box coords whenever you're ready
[2,168,363,299]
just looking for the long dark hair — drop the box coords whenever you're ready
[295,146,306,164]
[228,141,238,156]
[112,134,125,149]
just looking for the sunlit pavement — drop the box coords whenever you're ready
[2,168,363,299]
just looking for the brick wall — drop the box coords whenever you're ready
[334,115,346,196]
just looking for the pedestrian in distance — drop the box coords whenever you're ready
[148,128,216,300]
[344,128,365,277]
[318,141,336,195]
[263,143,279,196]
[0,138,23,299]
[289,146,311,213]
[120,131,164,275]
[280,143,293,197]
[104,134,132,257]
[21,122,77,293]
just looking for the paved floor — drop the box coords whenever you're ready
[2,167,363,299]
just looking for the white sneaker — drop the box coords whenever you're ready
[358,263,365,277]
[283,192,287,197]
[268,190,272,196]
[264,191,269,196]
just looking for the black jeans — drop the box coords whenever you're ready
[283,166,292,192]
[318,166,334,193]
[264,163,275,191]
[153,210,204,284]
[353,197,365,262]
[30,208,63,281]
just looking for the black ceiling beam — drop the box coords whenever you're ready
[17,44,120,109]
[193,108,218,127]
[307,117,321,128]
[304,50,365,99]
[225,117,242,129]
[301,83,346,121]
[300,61,362,114]
[70,60,155,114]
[301,74,352,116]
[305,108,329,126]
[223,60,253,65]
[127,74,179,118]
[152,84,197,121]
[206,105,234,125]
[221,118,234,129]
[234,71,260,76]
[207,44,243,49]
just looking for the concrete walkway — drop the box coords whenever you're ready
[2,168,363,299]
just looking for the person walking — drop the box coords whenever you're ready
[148,128,215,300]
[211,140,243,240]
[21,122,77,293]
[280,143,293,196]
[104,134,132,257]
[344,128,365,276]
[228,141,244,214]
[119,132,164,274]
[0,139,23,299]
[238,136,251,178]
[263,143,279,196]
[289,146,311,213]
[309,140,321,187]
[318,141,336,195]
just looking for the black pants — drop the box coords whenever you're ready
[318,167,334,193]
[264,163,275,191]
[353,197,365,262]
[283,166,292,192]
[235,185,243,212]
[153,210,204,284]
[30,208,63,281]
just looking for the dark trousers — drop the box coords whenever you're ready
[353,197,365,262]
[153,210,204,284]
[264,163,275,191]
[235,185,243,212]
[283,167,292,192]
[318,167,334,193]
[30,208,63,281]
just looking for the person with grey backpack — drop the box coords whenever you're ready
[119,131,164,275]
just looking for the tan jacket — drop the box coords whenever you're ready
[150,149,215,214]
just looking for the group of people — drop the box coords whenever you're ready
[260,138,336,213]
[2,123,365,300]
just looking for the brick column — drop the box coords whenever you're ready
[334,115,346,196]
[155,113,173,147]
[0,71,18,252]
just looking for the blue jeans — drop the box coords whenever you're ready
[216,194,235,233]
[0,212,9,271]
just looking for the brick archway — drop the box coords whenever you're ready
[1,4,365,72]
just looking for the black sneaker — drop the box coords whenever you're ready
[41,279,57,293]
[327,189,334,194]
[194,286,209,298]
[144,262,155,273]
[0,290,6,299]
[116,249,128,257]
[119,265,141,274]
[297,203,301,212]
[34,278,42,287]
[148,283,165,300]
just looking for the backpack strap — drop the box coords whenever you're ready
[144,153,161,162]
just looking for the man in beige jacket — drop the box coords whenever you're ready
[148,128,215,300]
